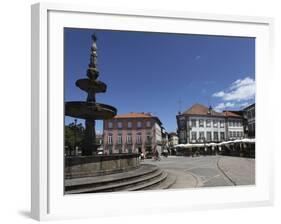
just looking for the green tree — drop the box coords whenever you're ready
[64,122,85,151]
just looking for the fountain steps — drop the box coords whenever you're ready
[65,164,176,194]
[141,172,177,190]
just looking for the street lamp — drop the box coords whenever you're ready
[74,118,77,156]
[203,137,207,156]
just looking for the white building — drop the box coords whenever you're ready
[169,132,179,146]
[177,104,244,144]
[155,122,163,154]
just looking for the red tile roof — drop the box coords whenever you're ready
[114,112,153,119]
[223,111,242,118]
[113,112,162,125]
[183,104,224,117]
[183,104,243,118]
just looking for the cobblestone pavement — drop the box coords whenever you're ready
[142,155,255,189]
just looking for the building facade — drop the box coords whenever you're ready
[103,112,163,156]
[168,132,179,155]
[169,132,179,146]
[161,128,169,154]
[177,104,244,144]
[243,103,255,138]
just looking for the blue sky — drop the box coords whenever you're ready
[64,28,255,133]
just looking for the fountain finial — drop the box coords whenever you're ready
[88,33,99,79]
[92,33,97,41]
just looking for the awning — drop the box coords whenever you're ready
[175,138,255,148]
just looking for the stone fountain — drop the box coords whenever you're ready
[65,34,117,156]
[64,34,140,180]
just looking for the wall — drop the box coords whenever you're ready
[65,154,140,178]
[0,0,280,224]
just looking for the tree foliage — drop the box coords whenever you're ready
[64,122,85,150]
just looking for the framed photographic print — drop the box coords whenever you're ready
[31,2,274,221]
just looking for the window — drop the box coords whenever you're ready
[117,134,122,145]
[146,121,151,127]
[233,131,237,138]
[191,132,197,140]
[108,135,113,145]
[229,120,233,127]
[199,119,204,127]
[179,118,186,127]
[117,121,122,129]
[199,132,205,140]
[213,120,218,128]
[206,119,211,127]
[146,133,152,144]
[126,134,132,144]
[137,121,142,128]
[191,119,196,127]
[237,131,240,138]
[229,131,233,138]
[108,121,113,129]
[213,132,218,141]
[207,132,212,141]
[136,134,142,144]
[220,120,224,128]
[128,121,132,129]
[252,109,255,118]
[250,123,254,132]
[248,111,252,119]
[180,131,185,141]
[220,132,225,141]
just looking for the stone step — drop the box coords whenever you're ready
[123,171,168,191]
[65,164,158,192]
[66,167,163,194]
[143,172,177,190]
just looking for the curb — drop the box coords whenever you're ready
[184,170,203,187]
[216,158,236,186]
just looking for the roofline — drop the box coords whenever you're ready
[242,103,255,110]
[109,115,163,125]
[178,113,243,119]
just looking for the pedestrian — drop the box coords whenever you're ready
[140,152,144,160]
[155,150,161,161]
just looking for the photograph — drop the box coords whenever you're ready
[64,28,256,194]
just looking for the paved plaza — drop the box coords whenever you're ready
[143,155,255,189]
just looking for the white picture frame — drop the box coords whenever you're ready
[31,2,274,221]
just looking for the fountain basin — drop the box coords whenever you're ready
[76,79,106,93]
[65,153,140,179]
[65,101,117,120]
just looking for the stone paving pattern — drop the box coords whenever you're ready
[143,155,255,189]
[217,156,255,185]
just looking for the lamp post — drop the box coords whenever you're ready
[203,137,207,156]
[74,118,77,156]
